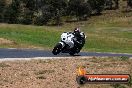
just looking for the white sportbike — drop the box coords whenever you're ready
[52,32,86,55]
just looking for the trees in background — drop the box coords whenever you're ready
[87,0,105,14]
[21,0,68,25]
[35,4,54,25]
[4,0,21,23]
[68,0,91,20]
[0,0,6,22]
[0,0,104,25]
[19,0,37,24]
[46,0,68,25]
[105,0,113,9]
[104,0,119,10]
[113,0,119,9]
[0,0,130,25]
[127,0,132,8]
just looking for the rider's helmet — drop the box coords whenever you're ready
[74,27,81,36]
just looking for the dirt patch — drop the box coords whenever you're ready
[0,38,16,45]
[0,57,132,88]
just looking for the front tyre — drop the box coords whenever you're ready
[52,43,62,55]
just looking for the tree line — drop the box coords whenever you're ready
[0,0,132,25]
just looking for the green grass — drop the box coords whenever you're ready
[0,24,62,48]
[0,10,132,53]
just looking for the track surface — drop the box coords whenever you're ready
[0,48,132,58]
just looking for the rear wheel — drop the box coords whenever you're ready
[69,51,76,56]
[69,46,79,56]
[52,43,62,55]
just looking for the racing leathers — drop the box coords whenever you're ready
[72,32,85,50]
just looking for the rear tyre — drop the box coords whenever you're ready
[69,46,78,56]
[69,51,76,56]
[52,43,62,55]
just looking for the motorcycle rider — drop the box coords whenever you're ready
[72,27,85,50]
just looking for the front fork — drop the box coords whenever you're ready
[59,42,65,48]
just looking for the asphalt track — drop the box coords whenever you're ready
[0,48,132,58]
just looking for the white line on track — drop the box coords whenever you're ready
[0,56,94,62]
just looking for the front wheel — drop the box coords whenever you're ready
[52,43,62,55]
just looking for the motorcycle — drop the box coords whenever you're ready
[52,32,86,55]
